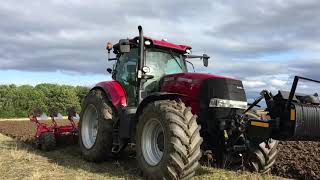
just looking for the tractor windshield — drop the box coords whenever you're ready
[146,48,187,76]
[144,48,187,92]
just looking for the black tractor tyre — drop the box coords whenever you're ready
[79,89,114,162]
[39,132,56,151]
[245,111,279,173]
[136,100,203,180]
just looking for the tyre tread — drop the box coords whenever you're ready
[137,100,202,179]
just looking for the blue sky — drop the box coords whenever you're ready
[1,0,320,100]
[0,70,109,87]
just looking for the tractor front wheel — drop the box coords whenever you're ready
[136,100,203,179]
[246,139,278,173]
[245,111,279,173]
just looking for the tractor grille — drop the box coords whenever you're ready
[198,78,247,130]
[199,78,246,109]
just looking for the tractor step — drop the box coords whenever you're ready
[112,129,127,153]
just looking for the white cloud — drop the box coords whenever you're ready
[243,80,267,88]
[270,79,287,87]
[0,0,319,98]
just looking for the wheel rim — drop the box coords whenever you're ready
[81,104,98,149]
[141,118,165,166]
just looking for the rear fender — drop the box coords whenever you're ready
[136,92,185,120]
[92,81,127,109]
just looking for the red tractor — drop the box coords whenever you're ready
[79,26,320,179]
[78,26,277,179]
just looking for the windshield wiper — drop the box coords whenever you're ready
[186,60,195,72]
[169,50,183,71]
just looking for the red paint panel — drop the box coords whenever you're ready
[55,126,76,134]
[161,78,200,114]
[163,72,235,81]
[95,81,127,108]
[35,124,52,137]
[151,39,191,52]
[161,73,235,114]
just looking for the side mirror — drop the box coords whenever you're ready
[106,42,118,61]
[107,68,112,74]
[119,39,130,53]
[203,54,209,67]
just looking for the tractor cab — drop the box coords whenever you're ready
[106,35,208,106]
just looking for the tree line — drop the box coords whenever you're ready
[0,84,89,118]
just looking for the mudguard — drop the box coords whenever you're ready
[93,81,127,108]
[136,92,185,119]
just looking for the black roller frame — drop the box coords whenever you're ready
[287,76,320,107]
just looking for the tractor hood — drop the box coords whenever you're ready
[161,72,234,81]
[160,73,247,114]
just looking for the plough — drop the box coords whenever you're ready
[28,107,79,151]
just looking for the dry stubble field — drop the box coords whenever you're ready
[0,119,285,179]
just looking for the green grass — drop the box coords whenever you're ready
[0,134,284,180]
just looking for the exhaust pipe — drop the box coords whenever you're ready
[138,25,144,71]
[137,25,145,104]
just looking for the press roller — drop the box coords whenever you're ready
[247,76,320,141]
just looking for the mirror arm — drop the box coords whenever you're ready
[185,55,202,59]
[107,50,117,61]
[108,58,117,61]
[186,54,210,59]
[186,54,210,67]
[141,74,154,80]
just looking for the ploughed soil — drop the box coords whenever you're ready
[271,141,320,180]
[0,120,76,143]
[0,120,320,179]
[0,121,36,142]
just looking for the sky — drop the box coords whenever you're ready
[1,0,320,101]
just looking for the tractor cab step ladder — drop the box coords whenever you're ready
[112,107,137,153]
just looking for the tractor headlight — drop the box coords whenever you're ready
[209,98,247,109]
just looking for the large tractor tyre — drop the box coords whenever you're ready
[136,100,203,180]
[245,111,279,173]
[79,89,114,162]
[39,132,56,151]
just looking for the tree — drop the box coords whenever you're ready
[0,83,89,118]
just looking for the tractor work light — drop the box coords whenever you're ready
[209,98,248,109]
[145,40,151,45]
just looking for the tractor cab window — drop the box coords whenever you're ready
[115,48,138,106]
[113,47,187,105]
[144,48,187,92]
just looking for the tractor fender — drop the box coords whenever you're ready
[92,81,127,109]
[136,92,185,119]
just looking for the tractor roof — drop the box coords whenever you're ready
[130,36,192,52]
[113,36,192,53]
[113,36,192,54]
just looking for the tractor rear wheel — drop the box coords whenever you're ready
[79,89,114,162]
[39,132,56,151]
[245,111,279,173]
[136,100,203,179]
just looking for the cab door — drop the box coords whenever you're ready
[114,48,138,106]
